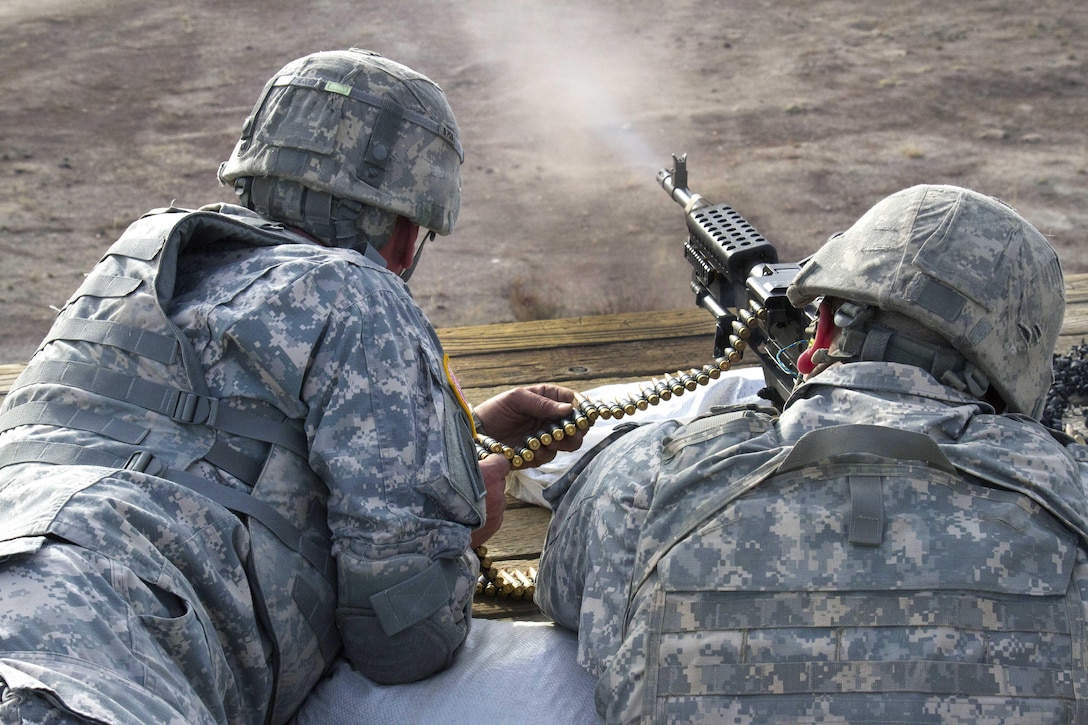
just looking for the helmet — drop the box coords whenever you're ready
[218,48,463,241]
[787,184,1064,418]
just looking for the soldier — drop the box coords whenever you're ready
[536,184,1088,723]
[0,49,582,724]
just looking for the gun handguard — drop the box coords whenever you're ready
[659,153,813,407]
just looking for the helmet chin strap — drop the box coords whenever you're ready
[400,230,435,282]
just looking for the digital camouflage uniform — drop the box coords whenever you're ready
[538,363,1088,723]
[0,48,479,724]
[537,185,1088,723]
[0,204,483,724]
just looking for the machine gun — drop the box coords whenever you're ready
[658,153,814,407]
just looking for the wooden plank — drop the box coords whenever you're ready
[476,504,551,561]
[448,335,720,391]
[1065,273,1088,304]
[438,307,715,355]
[0,363,25,405]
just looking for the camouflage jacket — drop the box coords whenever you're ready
[537,362,1088,723]
[0,206,484,723]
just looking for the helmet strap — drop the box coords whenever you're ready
[836,318,991,398]
[400,230,435,282]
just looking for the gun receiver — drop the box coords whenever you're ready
[658,153,812,407]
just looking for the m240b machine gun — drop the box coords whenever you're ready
[658,153,814,407]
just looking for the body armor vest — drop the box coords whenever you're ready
[0,208,339,723]
[601,415,1088,724]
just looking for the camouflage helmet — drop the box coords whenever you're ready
[787,184,1064,418]
[218,48,463,236]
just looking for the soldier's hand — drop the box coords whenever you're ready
[471,454,510,548]
[474,385,586,456]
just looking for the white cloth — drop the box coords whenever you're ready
[508,366,767,507]
[294,619,598,724]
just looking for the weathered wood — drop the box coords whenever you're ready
[449,336,719,390]
[478,504,552,562]
[0,364,24,407]
[438,307,715,355]
[1065,274,1088,304]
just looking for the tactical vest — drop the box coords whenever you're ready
[0,208,339,724]
[600,416,1088,724]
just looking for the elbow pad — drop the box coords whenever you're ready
[335,549,474,684]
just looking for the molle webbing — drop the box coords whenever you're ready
[42,317,181,365]
[12,360,307,457]
[656,589,1072,699]
[0,400,148,445]
[0,440,333,584]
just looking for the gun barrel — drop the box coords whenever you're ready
[658,154,708,213]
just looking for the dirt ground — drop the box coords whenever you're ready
[1,0,1086,363]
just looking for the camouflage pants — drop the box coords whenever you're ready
[0,542,220,725]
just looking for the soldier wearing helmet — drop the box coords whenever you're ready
[217,48,463,277]
[0,49,583,724]
[787,184,1065,419]
[534,185,1088,723]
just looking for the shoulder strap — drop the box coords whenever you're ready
[779,424,955,474]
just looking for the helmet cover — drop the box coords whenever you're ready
[787,184,1064,417]
[218,48,463,235]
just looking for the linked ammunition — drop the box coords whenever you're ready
[478,435,505,454]
[749,299,768,322]
[732,318,751,340]
[711,356,733,374]
[664,372,684,396]
[692,367,710,386]
[474,354,752,470]
[574,394,600,422]
[728,334,747,352]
